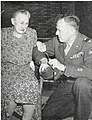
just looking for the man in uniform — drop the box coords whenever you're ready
[33,15,92,120]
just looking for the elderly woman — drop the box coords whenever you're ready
[1,9,41,120]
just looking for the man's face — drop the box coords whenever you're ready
[12,13,29,34]
[56,19,73,43]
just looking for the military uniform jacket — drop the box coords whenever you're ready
[33,33,92,80]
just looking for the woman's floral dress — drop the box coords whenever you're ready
[1,27,41,120]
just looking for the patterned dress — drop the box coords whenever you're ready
[1,27,41,120]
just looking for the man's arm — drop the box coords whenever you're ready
[32,46,47,66]
[32,37,56,66]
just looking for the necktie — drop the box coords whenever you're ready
[64,43,70,55]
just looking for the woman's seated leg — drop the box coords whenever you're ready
[22,104,35,120]
[8,100,17,117]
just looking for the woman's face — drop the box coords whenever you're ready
[12,13,29,34]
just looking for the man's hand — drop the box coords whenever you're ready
[39,64,50,73]
[36,41,46,52]
[49,58,66,71]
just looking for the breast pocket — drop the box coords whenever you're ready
[69,52,84,66]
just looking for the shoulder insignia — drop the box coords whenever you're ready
[70,52,83,59]
[84,37,91,42]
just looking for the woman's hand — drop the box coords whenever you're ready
[36,41,46,52]
[30,61,35,71]
[49,58,66,71]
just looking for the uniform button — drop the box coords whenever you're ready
[88,40,91,42]
[77,68,83,71]
[54,72,57,75]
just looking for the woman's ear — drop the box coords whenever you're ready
[11,18,15,25]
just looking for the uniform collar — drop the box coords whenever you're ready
[65,32,86,59]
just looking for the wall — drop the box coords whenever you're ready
[1,1,75,39]
[1,1,92,38]
[75,1,92,38]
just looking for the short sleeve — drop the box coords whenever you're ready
[33,29,37,47]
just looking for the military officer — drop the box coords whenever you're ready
[33,15,92,120]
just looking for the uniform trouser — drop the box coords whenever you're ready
[42,77,92,120]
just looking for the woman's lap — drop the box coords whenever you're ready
[1,62,41,120]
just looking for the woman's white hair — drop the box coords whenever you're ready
[12,9,30,19]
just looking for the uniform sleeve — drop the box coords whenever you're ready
[45,37,55,57]
[32,46,46,66]
[64,39,92,80]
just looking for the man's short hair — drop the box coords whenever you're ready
[56,14,80,30]
[12,9,30,19]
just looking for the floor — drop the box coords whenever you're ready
[42,82,74,120]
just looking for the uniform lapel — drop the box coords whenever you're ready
[65,33,85,59]
[58,43,65,62]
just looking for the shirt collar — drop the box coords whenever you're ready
[66,32,78,48]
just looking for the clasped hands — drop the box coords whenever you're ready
[39,58,66,73]
[36,41,66,73]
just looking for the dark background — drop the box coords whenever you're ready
[1,1,92,39]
